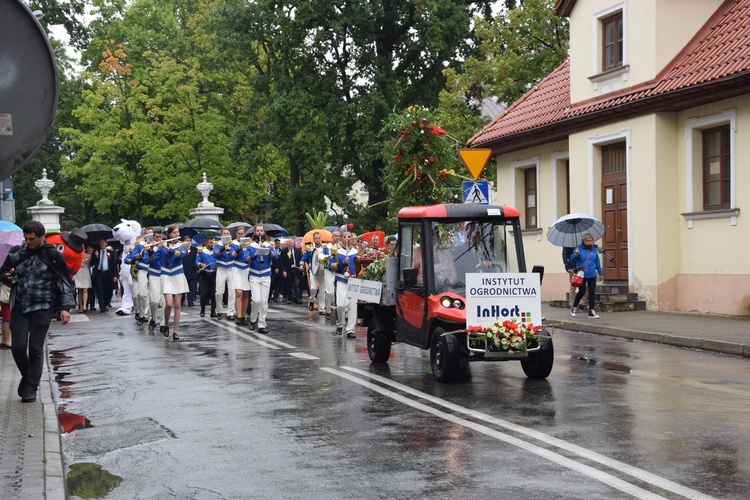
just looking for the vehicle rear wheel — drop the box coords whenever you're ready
[430,327,461,383]
[367,323,391,363]
[521,332,554,379]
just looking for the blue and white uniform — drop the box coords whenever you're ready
[124,243,151,320]
[229,240,251,292]
[214,240,235,318]
[328,244,358,335]
[243,241,279,330]
[147,245,166,320]
[162,243,189,295]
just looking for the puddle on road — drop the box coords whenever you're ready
[58,411,94,433]
[571,355,632,373]
[66,462,123,498]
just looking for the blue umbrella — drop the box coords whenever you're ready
[0,221,22,232]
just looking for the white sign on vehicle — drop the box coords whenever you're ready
[465,273,542,328]
[346,278,383,303]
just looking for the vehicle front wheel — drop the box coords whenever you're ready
[430,327,461,383]
[367,323,391,363]
[521,332,554,379]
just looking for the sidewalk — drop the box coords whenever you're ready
[1,305,748,499]
[542,302,750,358]
[0,346,66,499]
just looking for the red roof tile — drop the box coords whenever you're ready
[470,0,750,150]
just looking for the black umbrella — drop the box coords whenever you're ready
[81,223,113,244]
[183,217,224,230]
[227,221,252,237]
[262,223,288,237]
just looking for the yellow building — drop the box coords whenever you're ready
[469,0,750,315]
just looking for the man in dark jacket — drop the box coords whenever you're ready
[0,220,75,402]
[90,238,118,312]
[279,239,303,304]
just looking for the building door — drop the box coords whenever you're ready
[601,143,628,280]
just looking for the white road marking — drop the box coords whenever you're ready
[289,352,319,360]
[321,367,666,500]
[338,366,716,500]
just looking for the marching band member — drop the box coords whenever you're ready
[161,225,189,340]
[306,232,328,314]
[243,224,278,334]
[124,235,151,325]
[146,229,166,334]
[328,231,358,338]
[324,230,342,318]
[230,226,251,326]
[196,235,218,318]
[213,227,235,320]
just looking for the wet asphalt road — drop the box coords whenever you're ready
[48,303,750,499]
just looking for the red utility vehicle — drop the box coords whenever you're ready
[359,204,553,382]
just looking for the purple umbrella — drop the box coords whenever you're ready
[0,230,24,265]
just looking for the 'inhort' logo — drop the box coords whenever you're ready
[476,305,533,323]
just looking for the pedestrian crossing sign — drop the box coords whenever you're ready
[463,181,490,204]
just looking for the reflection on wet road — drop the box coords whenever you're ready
[48,304,749,499]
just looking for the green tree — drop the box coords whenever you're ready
[212,0,494,234]
[440,0,569,129]
[61,0,268,226]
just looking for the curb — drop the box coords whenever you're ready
[42,346,66,500]
[546,320,750,358]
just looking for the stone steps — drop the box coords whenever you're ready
[549,281,646,312]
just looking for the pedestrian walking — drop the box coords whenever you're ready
[0,221,75,402]
[569,233,603,319]
[74,245,94,312]
[563,246,586,310]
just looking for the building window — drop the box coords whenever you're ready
[524,168,537,229]
[602,12,623,71]
[702,125,731,210]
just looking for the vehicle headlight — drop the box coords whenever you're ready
[440,296,464,309]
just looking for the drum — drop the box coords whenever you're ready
[310,248,322,276]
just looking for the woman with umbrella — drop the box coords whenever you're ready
[568,233,604,319]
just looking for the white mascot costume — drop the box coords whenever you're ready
[112,219,142,316]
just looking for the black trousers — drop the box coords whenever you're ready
[286,269,301,302]
[199,273,217,313]
[92,270,113,309]
[10,306,54,390]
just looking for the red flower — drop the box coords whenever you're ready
[503,320,518,330]
[467,325,484,333]
[431,125,447,135]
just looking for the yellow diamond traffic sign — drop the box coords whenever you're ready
[458,149,492,180]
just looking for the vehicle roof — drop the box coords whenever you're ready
[397,204,521,220]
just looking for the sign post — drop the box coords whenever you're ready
[462,180,490,204]
[458,149,492,180]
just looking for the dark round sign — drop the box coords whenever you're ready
[0,0,59,180]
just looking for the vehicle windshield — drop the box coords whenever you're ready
[431,221,509,293]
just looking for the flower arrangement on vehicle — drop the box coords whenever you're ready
[360,257,387,282]
[466,320,541,353]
